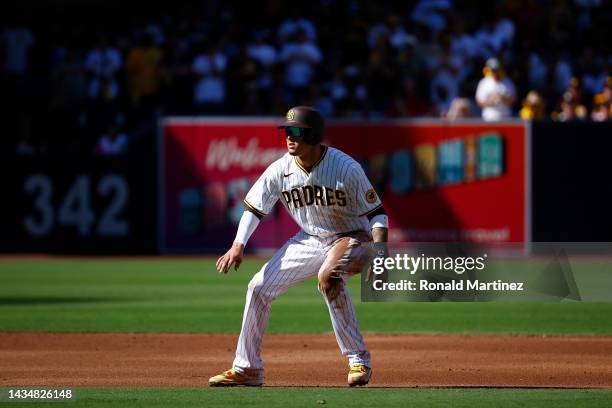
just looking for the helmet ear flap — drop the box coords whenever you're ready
[303,128,323,145]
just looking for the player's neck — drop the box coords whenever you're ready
[296,145,324,172]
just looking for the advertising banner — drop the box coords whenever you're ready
[160,119,528,253]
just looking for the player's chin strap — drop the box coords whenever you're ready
[234,211,261,245]
[369,214,388,230]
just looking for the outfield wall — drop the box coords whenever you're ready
[0,153,157,254]
[2,119,611,254]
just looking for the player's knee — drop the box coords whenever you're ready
[247,277,263,295]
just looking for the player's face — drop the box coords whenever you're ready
[284,127,308,156]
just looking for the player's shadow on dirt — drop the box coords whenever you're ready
[0,296,127,306]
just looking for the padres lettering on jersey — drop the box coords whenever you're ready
[244,146,382,238]
[281,185,347,209]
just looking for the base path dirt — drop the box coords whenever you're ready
[1,333,611,388]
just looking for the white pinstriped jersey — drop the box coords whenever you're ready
[244,145,382,238]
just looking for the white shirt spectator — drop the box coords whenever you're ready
[2,27,34,74]
[476,75,516,121]
[84,45,122,99]
[280,41,322,88]
[192,52,227,103]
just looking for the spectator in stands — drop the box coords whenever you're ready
[446,97,473,120]
[553,91,588,121]
[192,41,227,114]
[519,91,546,120]
[553,54,574,95]
[279,29,322,106]
[475,58,516,121]
[391,77,431,117]
[430,69,459,116]
[564,77,584,106]
[96,124,128,155]
[6,0,612,157]
[277,12,317,43]
[15,133,36,156]
[591,100,611,121]
[305,83,334,118]
[1,21,34,76]
[51,49,87,108]
[246,31,277,109]
[594,76,612,106]
[582,58,608,98]
[84,38,122,100]
[449,20,477,60]
[247,31,277,69]
[411,0,453,35]
[125,33,164,106]
[527,52,548,92]
[591,76,611,121]
[227,45,259,114]
[366,33,400,115]
[428,37,464,116]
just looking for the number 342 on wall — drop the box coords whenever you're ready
[23,174,129,237]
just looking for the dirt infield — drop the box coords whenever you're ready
[1,333,611,388]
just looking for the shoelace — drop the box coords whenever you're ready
[350,365,367,374]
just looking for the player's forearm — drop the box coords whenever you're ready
[233,211,260,246]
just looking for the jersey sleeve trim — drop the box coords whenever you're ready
[243,198,267,219]
[359,203,384,218]
[364,205,386,220]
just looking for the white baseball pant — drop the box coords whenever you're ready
[232,230,372,375]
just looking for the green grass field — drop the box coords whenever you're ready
[0,258,611,334]
[1,258,611,407]
[3,388,612,408]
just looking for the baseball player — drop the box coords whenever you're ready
[209,106,389,387]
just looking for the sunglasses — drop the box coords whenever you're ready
[284,127,310,138]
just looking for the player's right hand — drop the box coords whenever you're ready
[216,243,245,274]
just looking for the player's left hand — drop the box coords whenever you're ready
[216,243,244,274]
[366,242,389,283]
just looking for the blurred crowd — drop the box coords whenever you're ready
[1,0,611,155]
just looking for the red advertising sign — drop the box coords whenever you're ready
[160,119,528,252]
